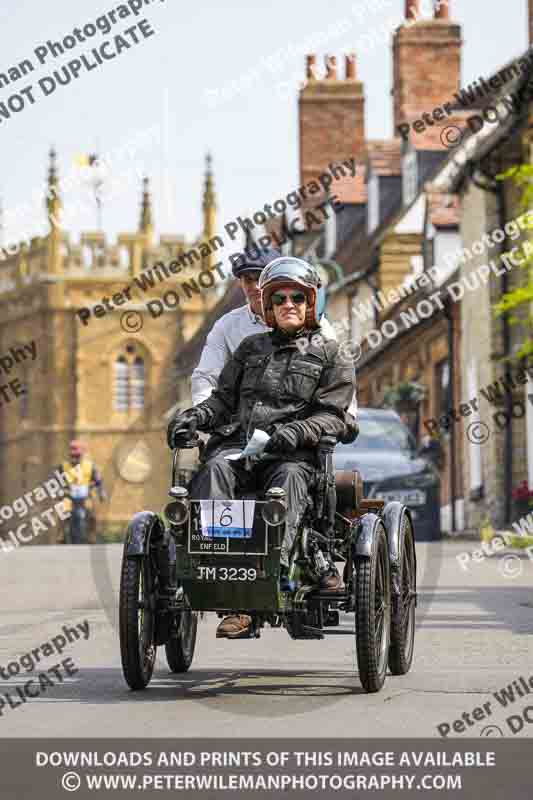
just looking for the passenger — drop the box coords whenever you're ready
[190,244,355,413]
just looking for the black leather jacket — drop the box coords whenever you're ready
[194,326,355,463]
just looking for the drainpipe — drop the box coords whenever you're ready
[443,296,457,533]
[498,186,514,525]
[363,254,382,329]
[471,164,513,524]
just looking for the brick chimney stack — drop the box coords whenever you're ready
[299,53,365,187]
[392,0,462,144]
[325,55,337,80]
[434,0,450,19]
[345,54,356,80]
[306,54,317,80]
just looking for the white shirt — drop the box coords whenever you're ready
[191,304,357,415]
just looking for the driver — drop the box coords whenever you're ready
[167,257,355,639]
[190,244,354,409]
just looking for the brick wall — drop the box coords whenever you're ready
[299,54,365,186]
[392,8,462,145]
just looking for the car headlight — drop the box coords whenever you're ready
[262,487,287,526]
[165,486,190,526]
[165,499,190,526]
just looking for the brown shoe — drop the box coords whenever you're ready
[320,570,345,592]
[216,614,253,639]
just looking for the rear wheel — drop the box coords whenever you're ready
[388,515,416,675]
[69,506,87,544]
[119,554,156,690]
[165,608,198,672]
[354,524,391,693]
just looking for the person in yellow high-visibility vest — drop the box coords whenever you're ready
[56,440,106,544]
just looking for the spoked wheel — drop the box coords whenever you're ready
[119,554,156,690]
[165,606,198,673]
[389,515,416,675]
[354,523,391,693]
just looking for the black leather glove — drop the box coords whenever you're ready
[264,424,301,454]
[339,412,359,445]
[167,410,200,449]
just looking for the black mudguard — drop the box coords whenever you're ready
[125,511,166,558]
[382,502,417,606]
[351,513,383,558]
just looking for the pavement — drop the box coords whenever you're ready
[0,540,532,739]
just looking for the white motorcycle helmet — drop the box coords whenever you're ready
[259,257,326,329]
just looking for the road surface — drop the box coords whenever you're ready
[0,540,532,738]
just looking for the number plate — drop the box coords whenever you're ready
[196,566,258,582]
[188,500,271,556]
[374,489,426,506]
[199,499,255,538]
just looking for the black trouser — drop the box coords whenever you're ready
[190,449,316,567]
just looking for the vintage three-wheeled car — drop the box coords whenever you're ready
[119,433,417,694]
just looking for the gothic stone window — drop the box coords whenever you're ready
[113,345,145,411]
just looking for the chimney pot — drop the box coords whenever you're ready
[405,0,420,19]
[306,54,317,80]
[325,54,337,80]
[346,54,356,79]
[434,0,450,18]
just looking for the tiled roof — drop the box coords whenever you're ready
[402,110,474,151]
[336,203,367,248]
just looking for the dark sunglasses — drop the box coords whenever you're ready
[271,291,306,307]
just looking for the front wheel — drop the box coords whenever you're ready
[165,609,198,673]
[354,524,391,693]
[119,555,156,690]
[69,505,87,544]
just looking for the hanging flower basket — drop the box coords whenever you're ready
[383,381,426,412]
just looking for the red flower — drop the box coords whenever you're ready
[512,480,533,501]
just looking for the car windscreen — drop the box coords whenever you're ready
[337,415,416,454]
